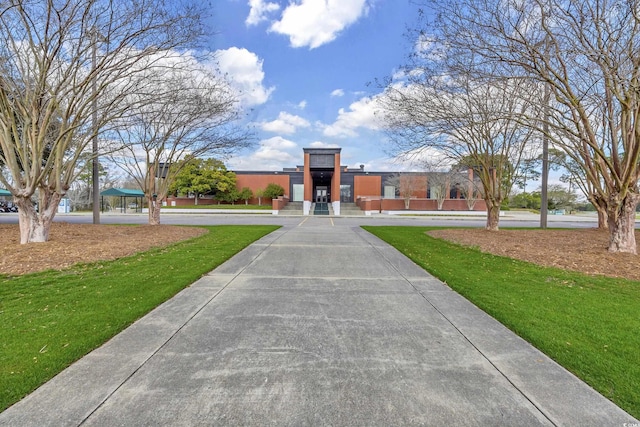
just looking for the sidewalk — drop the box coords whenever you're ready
[0,217,635,426]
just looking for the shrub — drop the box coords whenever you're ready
[263,183,285,200]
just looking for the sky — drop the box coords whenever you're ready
[206,0,423,172]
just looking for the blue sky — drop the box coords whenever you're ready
[206,0,422,172]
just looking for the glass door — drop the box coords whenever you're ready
[315,187,327,203]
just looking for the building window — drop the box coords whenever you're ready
[450,186,459,199]
[309,154,335,168]
[292,184,304,202]
[340,185,351,202]
[384,186,395,199]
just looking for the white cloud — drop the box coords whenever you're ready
[357,156,427,173]
[297,100,307,109]
[246,0,280,26]
[260,111,311,134]
[331,89,345,97]
[323,96,382,137]
[269,0,370,49]
[255,136,298,159]
[396,147,454,170]
[309,141,340,148]
[228,137,300,171]
[215,47,275,106]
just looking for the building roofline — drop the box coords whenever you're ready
[303,147,341,155]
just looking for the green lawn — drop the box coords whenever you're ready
[363,226,640,419]
[0,225,278,412]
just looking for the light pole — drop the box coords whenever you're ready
[540,82,549,229]
[539,33,551,229]
[92,29,100,224]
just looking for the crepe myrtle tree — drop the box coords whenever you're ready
[254,187,265,206]
[543,147,608,229]
[453,168,482,210]
[0,0,207,243]
[109,58,252,225]
[424,0,640,252]
[385,173,427,209]
[238,187,253,205]
[425,172,449,210]
[378,67,538,230]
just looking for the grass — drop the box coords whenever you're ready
[363,226,640,419]
[0,225,278,412]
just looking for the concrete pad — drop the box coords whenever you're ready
[241,245,402,278]
[423,290,634,426]
[78,281,552,426]
[0,284,230,427]
[1,217,636,426]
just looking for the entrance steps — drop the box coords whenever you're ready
[278,202,364,216]
[313,202,329,215]
[339,203,365,216]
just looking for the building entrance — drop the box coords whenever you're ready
[315,186,328,203]
[303,147,341,215]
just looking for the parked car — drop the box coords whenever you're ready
[0,201,18,212]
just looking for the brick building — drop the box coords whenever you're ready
[234,147,485,215]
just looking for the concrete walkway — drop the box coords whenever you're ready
[1,217,636,426]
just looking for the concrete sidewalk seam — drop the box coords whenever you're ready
[355,227,559,426]
[78,228,287,426]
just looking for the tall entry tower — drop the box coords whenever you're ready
[302,147,342,215]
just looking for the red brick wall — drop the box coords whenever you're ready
[357,197,486,212]
[332,153,341,204]
[235,175,290,204]
[304,153,312,201]
[400,175,428,198]
[272,196,289,210]
[354,175,381,198]
[443,199,486,211]
[381,199,437,210]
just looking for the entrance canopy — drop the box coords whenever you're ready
[100,188,145,213]
[0,189,11,197]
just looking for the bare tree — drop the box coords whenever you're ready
[379,70,538,230]
[426,0,640,252]
[384,173,427,209]
[425,172,449,210]
[0,0,206,243]
[109,60,252,225]
[547,148,608,229]
[453,169,481,210]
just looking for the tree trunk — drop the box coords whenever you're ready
[588,195,608,230]
[485,199,500,231]
[194,194,199,206]
[15,190,62,244]
[606,193,638,254]
[148,196,161,225]
[596,206,608,230]
[404,197,410,209]
[437,198,445,210]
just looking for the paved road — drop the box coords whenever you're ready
[0,210,602,228]
[1,216,635,426]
